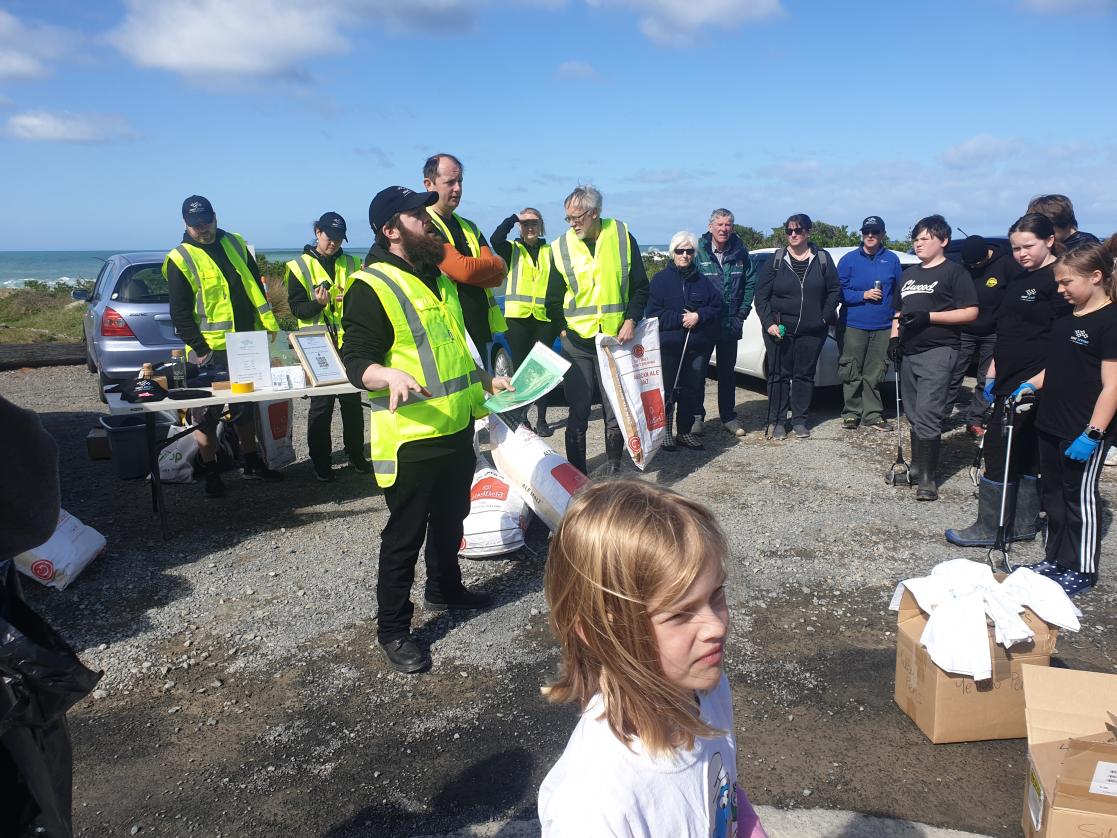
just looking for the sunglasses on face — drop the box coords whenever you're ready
[785,227,807,236]
[862,228,883,236]
[674,248,695,255]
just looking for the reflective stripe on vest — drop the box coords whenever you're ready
[504,242,552,321]
[427,208,507,335]
[551,219,631,339]
[351,264,485,487]
[284,252,359,335]
[162,232,278,351]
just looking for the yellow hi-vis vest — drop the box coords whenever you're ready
[503,241,552,322]
[551,218,632,339]
[283,251,361,338]
[162,232,279,352]
[426,208,508,335]
[351,263,487,488]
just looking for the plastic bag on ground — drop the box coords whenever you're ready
[156,424,198,483]
[0,558,102,837]
[459,461,532,558]
[489,415,588,531]
[254,399,295,470]
[12,510,106,590]
[595,317,666,469]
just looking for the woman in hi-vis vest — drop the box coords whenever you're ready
[490,208,561,436]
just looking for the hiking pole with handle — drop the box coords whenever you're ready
[764,313,784,439]
[987,388,1036,573]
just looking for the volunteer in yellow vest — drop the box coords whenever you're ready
[165,195,284,499]
[546,184,649,476]
[421,153,507,354]
[490,207,561,437]
[341,186,513,675]
[284,211,370,481]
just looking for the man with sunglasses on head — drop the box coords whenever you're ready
[836,216,904,432]
[546,184,649,477]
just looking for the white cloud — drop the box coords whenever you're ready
[0,10,72,81]
[4,110,136,143]
[938,133,1022,169]
[557,60,599,80]
[107,0,477,80]
[1018,0,1116,11]
[596,0,784,45]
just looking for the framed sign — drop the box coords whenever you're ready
[290,330,348,386]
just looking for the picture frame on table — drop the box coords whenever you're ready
[289,329,348,387]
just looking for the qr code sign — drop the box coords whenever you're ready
[1090,760,1117,797]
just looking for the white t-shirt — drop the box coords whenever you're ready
[539,674,741,838]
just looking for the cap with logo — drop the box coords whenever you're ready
[960,236,991,268]
[368,187,438,232]
[316,211,348,242]
[860,215,885,233]
[182,195,215,226]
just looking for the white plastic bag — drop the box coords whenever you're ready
[489,415,588,531]
[157,425,197,483]
[595,317,666,469]
[13,509,106,590]
[255,399,295,470]
[459,462,531,558]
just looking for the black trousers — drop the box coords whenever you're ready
[377,443,475,641]
[946,332,996,424]
[506,316,557,410]
[561,334,617,435]
[307,392,365,466]
[762,330,824,427]
[1038,429,1106,576]
[661,343,710,434]
[982,395,1039,481]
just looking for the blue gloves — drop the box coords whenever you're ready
[983,379,996,401]
[1065,433,1100,462]
[1011,382,1037,400]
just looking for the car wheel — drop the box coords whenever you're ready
[491,345,514,379]
[83,328,96,373]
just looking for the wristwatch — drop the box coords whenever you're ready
[1085,425,1105,441]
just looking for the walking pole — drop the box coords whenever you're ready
[987,391,1035,573]
[764,313,783,439]
[885,355,911,485]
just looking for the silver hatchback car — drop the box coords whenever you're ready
[73,251,184,396]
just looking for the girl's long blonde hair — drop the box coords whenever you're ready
[543,480,729,757]
[1056,235,1117,303]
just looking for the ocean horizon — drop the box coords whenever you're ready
[0,245,671,289]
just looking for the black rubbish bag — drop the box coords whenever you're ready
[0,559,102,838]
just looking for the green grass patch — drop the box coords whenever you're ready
[0,286,87,344]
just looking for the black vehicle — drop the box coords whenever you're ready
[944,235,1013,265]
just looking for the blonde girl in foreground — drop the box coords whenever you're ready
[538,480,766,837]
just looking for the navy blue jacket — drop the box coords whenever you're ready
[696,231,755,340]
[838,245,903,331]
[646,264,722,355]
[754,245,841,336]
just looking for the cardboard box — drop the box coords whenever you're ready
[1022,665,1117,838]
[893,586,1059,743]
[86,427,111,460]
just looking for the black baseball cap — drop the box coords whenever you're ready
[182,195,215,226]
[316,211,348,242]
[860,215,885,233]
[960,236,991,268]
[368,186,437,232]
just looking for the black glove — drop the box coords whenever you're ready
[901,311,931,331]
[887,337,901,362]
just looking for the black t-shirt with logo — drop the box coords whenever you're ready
[1037,303,1117,440]
[964,248,1020,336]
[892,260,978,354]
[991,264,1071,396]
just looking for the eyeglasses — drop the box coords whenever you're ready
[674,248,695,255]
[862,228,883,236]
[785,227,807,236]
[564,208,592,225]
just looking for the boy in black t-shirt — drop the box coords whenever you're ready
[888,215,978,500]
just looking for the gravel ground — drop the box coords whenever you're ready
[3,362,1115,838]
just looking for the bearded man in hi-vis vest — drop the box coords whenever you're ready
[341,186,513,675]
[547,184,649,476]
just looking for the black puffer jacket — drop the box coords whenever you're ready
[753,245,841,335]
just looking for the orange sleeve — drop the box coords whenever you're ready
[439,244,506,289]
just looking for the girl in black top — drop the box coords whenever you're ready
[1014,237,1117,595]
[946,214,1069,547]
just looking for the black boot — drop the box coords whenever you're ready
[916,436,941,501]
[535,405,553,438]
[1014,474,1041,541]
[592,429,625,478]
[565,428,587,474]
[945,477,1003,546]
[202,458,225,499]
[907,432,921,486]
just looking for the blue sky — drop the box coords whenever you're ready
[2,0,1116,251]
